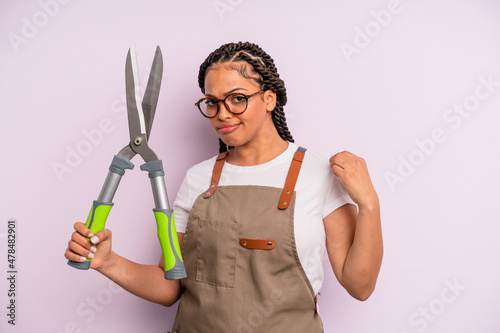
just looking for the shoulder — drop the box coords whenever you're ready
[300,145,333,175]
[182,154,219,193]
[296,145,347,200]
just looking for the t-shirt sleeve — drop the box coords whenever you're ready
[173,173,191,234]
[322,172,356,218]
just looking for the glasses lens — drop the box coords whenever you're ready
[226,94,247,114]
[198,98,218,118]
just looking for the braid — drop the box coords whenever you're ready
[218,138,232,154]
[272,103,294,143]
[199,42,294,152]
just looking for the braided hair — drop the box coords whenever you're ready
[198,42,294,153]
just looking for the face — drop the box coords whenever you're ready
[203,64,277,149]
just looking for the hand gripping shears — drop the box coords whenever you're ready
[67,45,187,280]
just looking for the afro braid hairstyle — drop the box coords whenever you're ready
[198,42,294,153]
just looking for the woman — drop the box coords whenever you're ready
[65,41,383,332]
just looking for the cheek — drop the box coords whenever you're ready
[209,119,218,132]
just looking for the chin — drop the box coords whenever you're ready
[219,136,241,148]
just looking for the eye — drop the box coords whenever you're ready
[204,99,218,107]
[229,95,246,104]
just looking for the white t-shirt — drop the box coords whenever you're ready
[173,142,354,294]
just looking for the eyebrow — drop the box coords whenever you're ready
[205,87,249,98]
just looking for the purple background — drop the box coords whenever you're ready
[1,0,500,332]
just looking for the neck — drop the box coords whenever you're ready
[226,132,288,166]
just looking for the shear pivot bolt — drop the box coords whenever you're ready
[134,137,142,145]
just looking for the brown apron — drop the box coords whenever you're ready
[171,147,323,332]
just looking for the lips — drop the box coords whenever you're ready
[217,123,240,134]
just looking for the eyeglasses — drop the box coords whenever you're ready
[195,90,265,118]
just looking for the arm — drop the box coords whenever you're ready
[325,151,383,301]
[65,223,183,307]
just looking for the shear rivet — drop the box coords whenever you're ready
[211,185,215,188]
[267,242,272,247]
[133,137,142,145]
[281,202,287,206]
[286,191,290,195]
[242,241,247,246]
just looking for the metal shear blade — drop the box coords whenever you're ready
[120,44,163,162]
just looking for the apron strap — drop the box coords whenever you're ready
[279,146,307,210]
[203,151,227,199]
[203,146,307,205]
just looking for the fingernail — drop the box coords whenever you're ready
[90,236,99,244]
[87,253,95,259]
[88,233,94,238]
[80,256,86,262]
[90,246,97,253]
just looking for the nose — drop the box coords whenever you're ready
[217,101,232,120]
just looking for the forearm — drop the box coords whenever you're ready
[342,201,383,300]
[96,251,181,307]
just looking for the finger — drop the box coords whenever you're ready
[71,231,93,249]
[74,222,94,238]
[332,152,367,172]
[65,241,91,262]
[65,248,87,263]
[340,151,367,168]
[331,164,346,178]
[330,153,352,169]
[329,153,341,165]
[89,228,112,245]
[70,233,98,256]
[68,240,95,259]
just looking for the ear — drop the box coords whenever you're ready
[264,90,277,112]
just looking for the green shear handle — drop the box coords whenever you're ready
[154,209,185,279]
[142,160,186,279]
[67,201,113,270]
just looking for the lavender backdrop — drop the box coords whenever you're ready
[1,0,499,332]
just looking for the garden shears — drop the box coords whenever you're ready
[67,44,187,280]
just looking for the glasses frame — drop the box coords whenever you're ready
[195,90,265,118]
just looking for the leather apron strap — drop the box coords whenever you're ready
[203,151,227,198]
[279,146,306,209]
[203,147,307,208]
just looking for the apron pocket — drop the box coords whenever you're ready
[195,219,238,288]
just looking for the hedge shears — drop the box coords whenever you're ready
[67,45,187,280]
